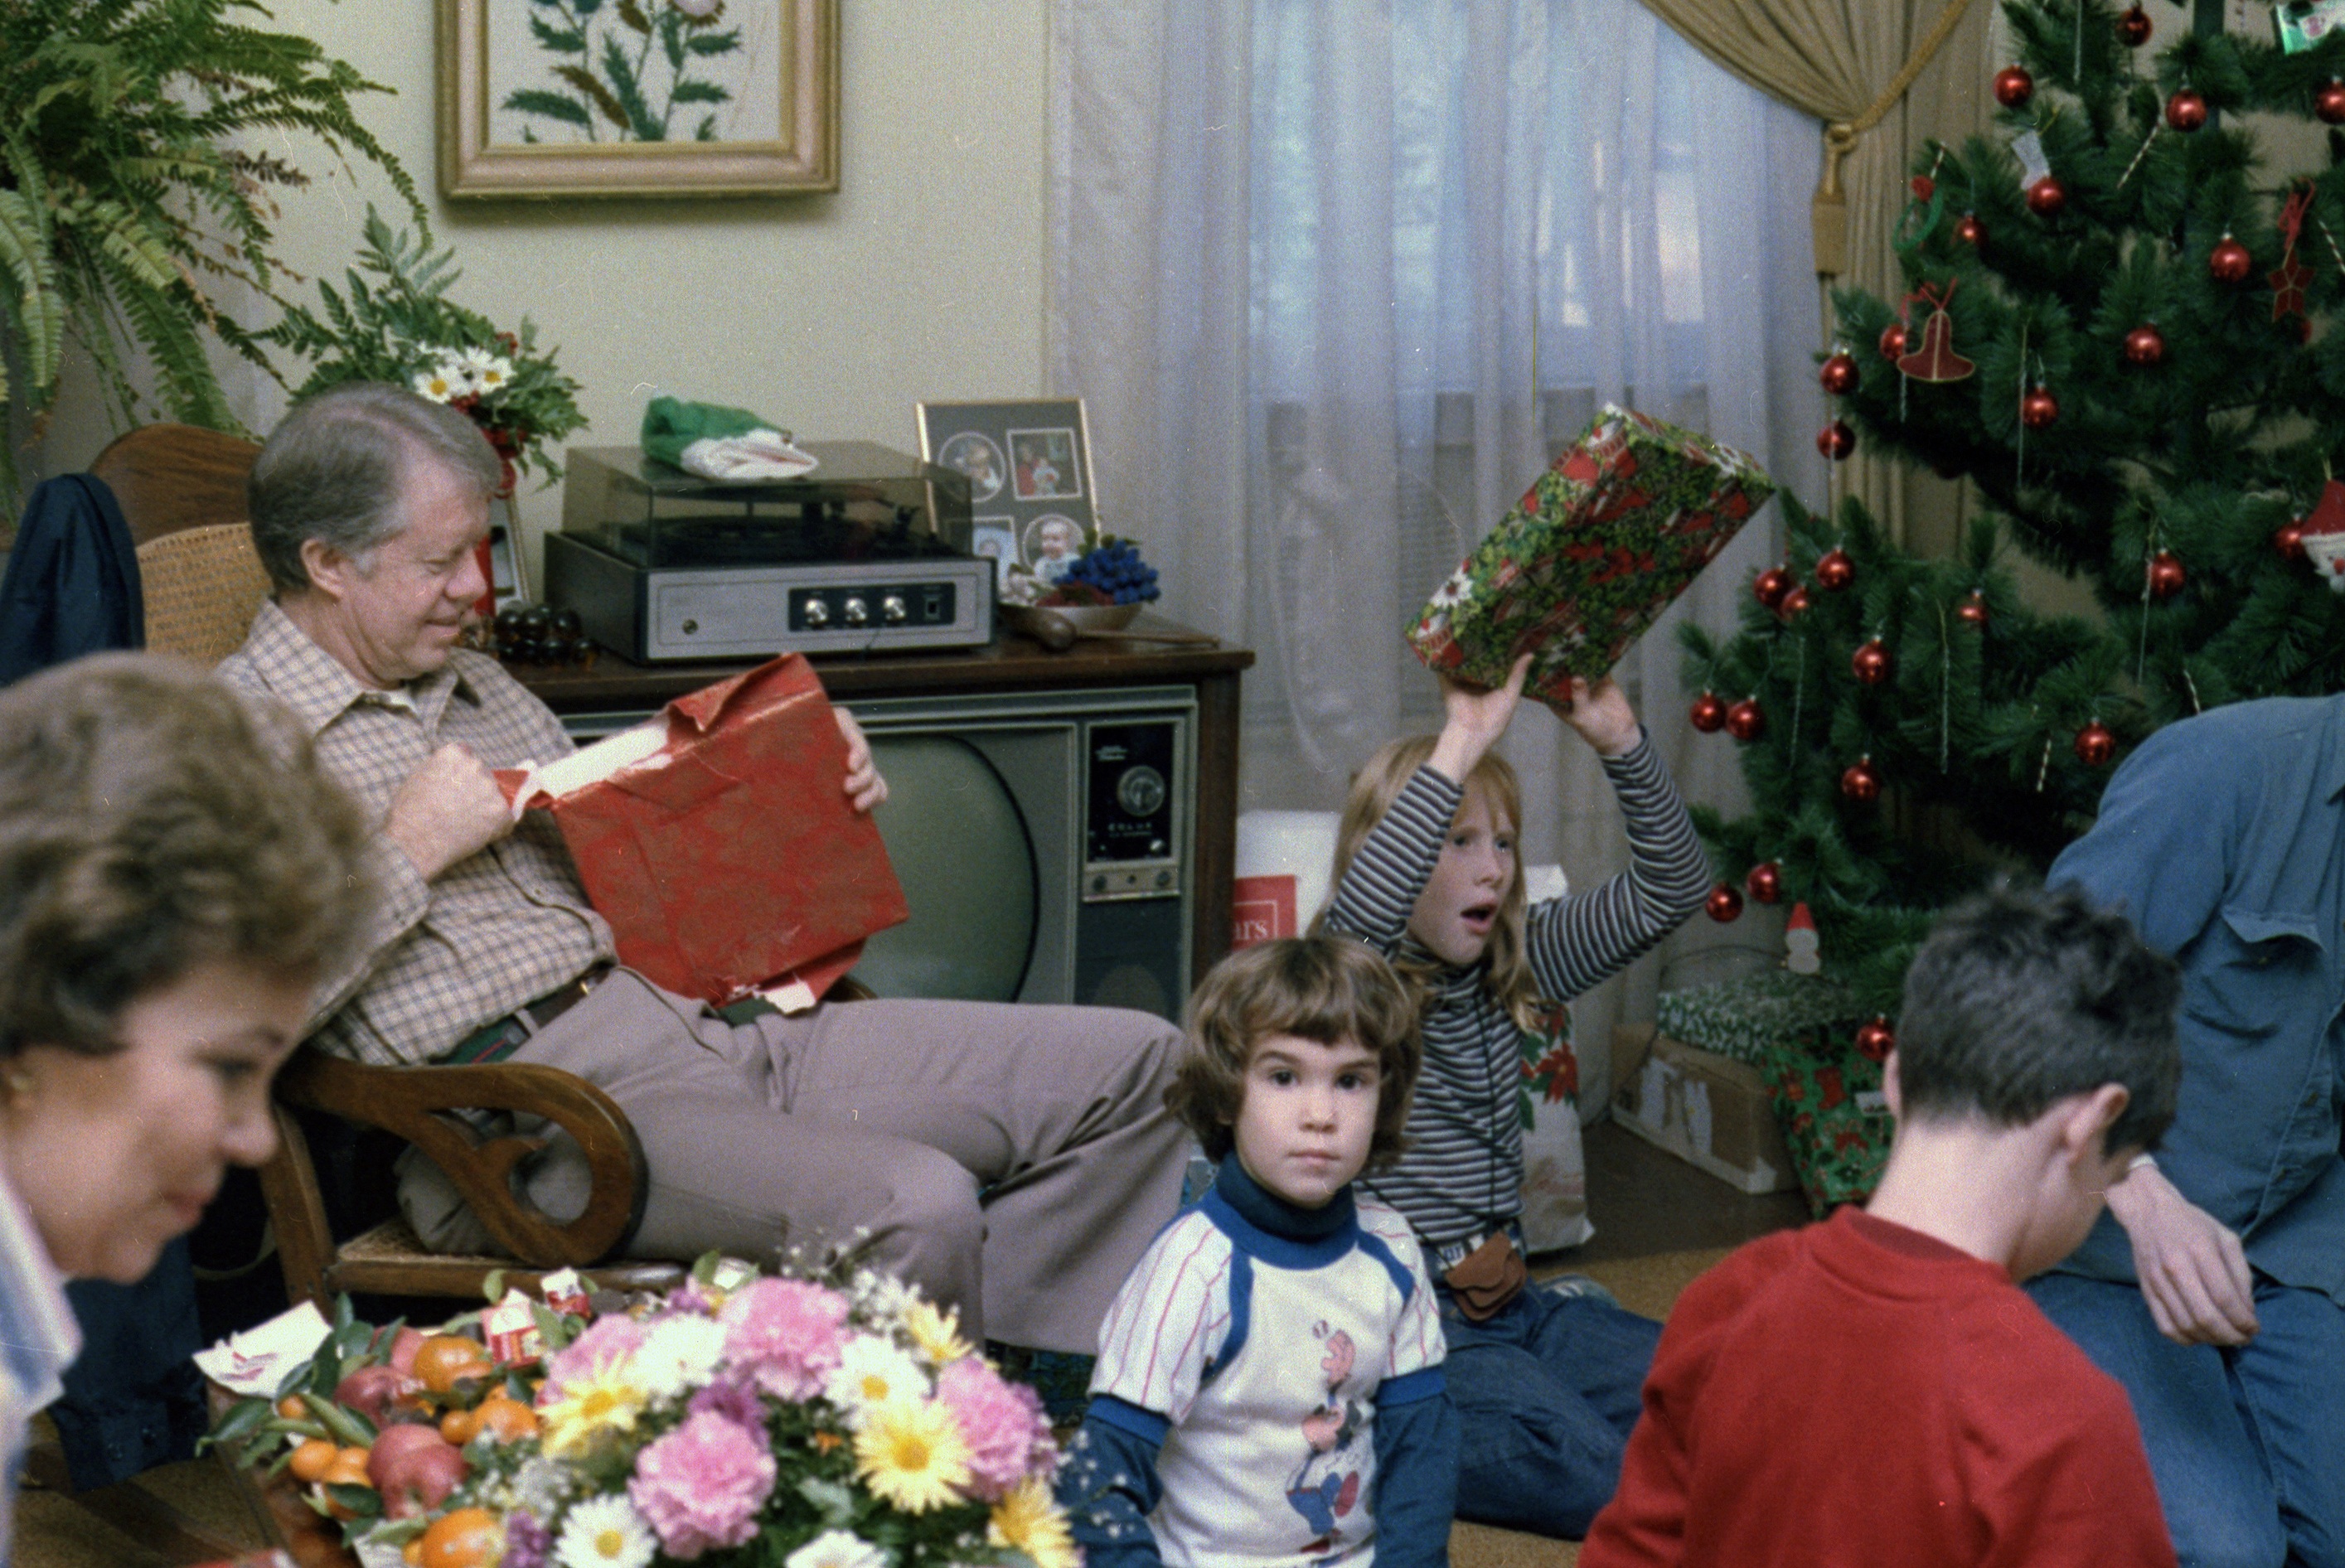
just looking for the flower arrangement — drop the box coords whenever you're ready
[207,1257,1077,1568]
[256,207,589,488]
[1005,530,1163,609]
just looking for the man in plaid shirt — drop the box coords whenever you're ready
[216,382,1189,1357]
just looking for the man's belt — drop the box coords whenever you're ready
[439,963,613,1066]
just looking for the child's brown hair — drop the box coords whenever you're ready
[1166,936,1422,1169]
[1319,733,1548,1033]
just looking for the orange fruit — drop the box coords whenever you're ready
[286,1437,340,1483]
[416,1505,504,1568]
[470,1396,538,1442]
[438,1406,479,1446]
[317,1448,375,1519]
[411,1333,494,1396]
[404,1541,425,1567]
[275,1394,308,1421]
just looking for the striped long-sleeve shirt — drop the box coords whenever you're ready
[1325,736,1709,1251]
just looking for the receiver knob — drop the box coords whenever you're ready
[843,597,870,627]
[1117,765,1167,819]
[803,598,831,629]
[882,593,908,625]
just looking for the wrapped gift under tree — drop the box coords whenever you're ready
[1762,1020,1895,1217]
[1407,404,1774,702]
[1656,970,1865,1068]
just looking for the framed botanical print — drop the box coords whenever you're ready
[438,0,839,197]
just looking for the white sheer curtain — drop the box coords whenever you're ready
[1049,0,1825,1104]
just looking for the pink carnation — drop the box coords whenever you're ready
[629,1410,776,1557]
[719,1278,850,1401]
[936,1357,1054,1501]
[540,1313,647,1401]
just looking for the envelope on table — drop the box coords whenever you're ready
[1406,404,1774,704]
[499,654,908,1009]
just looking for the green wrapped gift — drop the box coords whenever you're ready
[1656,971,1865,1067]
[1407,404,1773,702]
[1762,1022,1893,1217]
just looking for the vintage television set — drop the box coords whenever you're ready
[559,684,1198,1022]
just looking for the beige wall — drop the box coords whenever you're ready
[42,0,1056,586]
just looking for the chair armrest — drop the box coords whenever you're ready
[273,1048,647,1268]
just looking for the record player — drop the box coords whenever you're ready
[545,443,996,661]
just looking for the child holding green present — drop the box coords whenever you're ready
[1315,652,1710,1537]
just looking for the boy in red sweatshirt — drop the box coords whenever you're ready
[1581,883,2180,1568]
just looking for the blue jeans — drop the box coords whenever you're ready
[1437,1279,1663,1537]
[2028,1271,2345,1568]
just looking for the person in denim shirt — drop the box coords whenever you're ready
[2037,695,2345,1568]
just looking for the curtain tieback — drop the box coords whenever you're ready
[1814,0,1974,278]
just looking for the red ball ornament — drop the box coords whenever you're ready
[1955,212,1984,247]
[1814,549,1855,591]
[1706,883,1745,923]
[1778,584,1812,618]
[1957,590,1990,627]
[1852,638,1892,685]
[1746,861,1783,905]
[2277,520,2309,563]
[2021,386,2060,430]
[2124,322,2166,366]
[1840,757,1882,804]
[2118,5,2152,46]
[1689,690,1728,733]
[1817,420,1856,461]
[2318,80,2345,126]
[2147,549,2186,598]
[1854,1016,1897,1064]
[1725,697,1766,743]
[1754,565,1795,610]
[2026,176,2066,217]
[1819,351,1860,396]
[2211,235,2254,284]
[2074,720,2117,767]
[1994,65,2035,109]
[2164,89,2207,133]
[1879,321,1909,360]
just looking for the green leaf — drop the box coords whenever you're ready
[670,80,728,105]
[527,14,588,53]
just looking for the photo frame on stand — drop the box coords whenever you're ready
[918,399,1098,581]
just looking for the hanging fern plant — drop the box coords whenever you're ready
[0,0,424,515]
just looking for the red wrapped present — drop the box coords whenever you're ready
[501,654,908,1008]
[1407,404,1773,703]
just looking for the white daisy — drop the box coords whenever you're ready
[629,1313,729,1403]
[411,362,468,402]
[825,1332,931,1425]
[463,346,517,394]
[555,1493,657,1568]
[783,1529,889,1568]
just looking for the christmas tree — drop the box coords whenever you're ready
[1678,0,2345,1015]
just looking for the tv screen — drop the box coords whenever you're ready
[850,733,1039,1003]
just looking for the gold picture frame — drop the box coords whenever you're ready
[437,0,838,199]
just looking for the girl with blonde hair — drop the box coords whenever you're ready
[1315,654,1708,1539]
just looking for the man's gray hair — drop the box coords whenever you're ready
[247,382,504,593]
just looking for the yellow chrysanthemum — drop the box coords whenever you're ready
[990,1476,1078,1568]
[899,1298,971,1366]
[534,1365,647,1460]
[853,1396,972,1513]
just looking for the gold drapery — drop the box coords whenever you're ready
[1633,0,1994,551]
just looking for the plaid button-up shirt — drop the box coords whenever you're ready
[218,601,614,1066]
